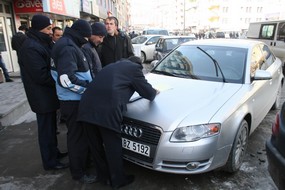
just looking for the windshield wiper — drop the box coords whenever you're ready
[152,70,175,77]
[196,47,227,83]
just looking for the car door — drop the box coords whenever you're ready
[272,22,285,64]
[144,36,161,60]
[250,44,278,129]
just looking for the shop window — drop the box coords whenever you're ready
[0,4,3,13]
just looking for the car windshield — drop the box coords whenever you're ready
[152,45,247,83]
[132,36,148,44]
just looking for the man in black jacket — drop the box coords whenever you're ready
[51,19,96,184]
[82,22,107,78]
[77,56,158,189]
[98,16,134,67]
[11,25,28,54]
[18,15,68,171]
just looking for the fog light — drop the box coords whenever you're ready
[186,162,200,170]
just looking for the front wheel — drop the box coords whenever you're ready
[141,51,146,63]
[223,120,249,173]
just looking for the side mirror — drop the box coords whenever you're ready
[253,70,272,80]
[150,60,159,68]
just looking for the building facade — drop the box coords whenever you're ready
[0,0,130,73]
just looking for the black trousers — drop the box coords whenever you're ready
[84,122,128,187]
[36,111,58,169]
[60,101,89,179]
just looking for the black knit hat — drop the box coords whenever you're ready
[71,19,92,38]
[31,15,52,31]
[91,22,107,36]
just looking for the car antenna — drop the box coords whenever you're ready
[196,46,226,82]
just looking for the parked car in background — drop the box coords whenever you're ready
[266,102,285,190]
[247,20,285,74]
[215,31,226,38]
[122,39,283,174]
[153,35,196,60]
[132,35,163,63]
[142,28,169,36]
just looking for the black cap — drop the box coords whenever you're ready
[71,19,92,38]
[31,15,52,31]
[91,22,107,36]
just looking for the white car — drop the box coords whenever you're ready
[122,39,284,174]
[132,35,164,63]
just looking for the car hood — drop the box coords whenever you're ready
[125,73,243,132]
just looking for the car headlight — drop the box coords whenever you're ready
[170,123,220,142]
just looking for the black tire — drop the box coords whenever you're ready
[141,51,146,63]
[223,120,249,173]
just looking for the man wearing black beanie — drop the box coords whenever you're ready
[51,19,96,184]
[82,22,107,77]
[18,14,69,171]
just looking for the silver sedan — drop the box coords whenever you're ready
[122,39,284,174]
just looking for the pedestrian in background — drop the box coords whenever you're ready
[98,16,134,67]
[51,19,96,184]
[77,56,159,189]
[0,54,13,82]
[52,26,63,43]
[18,14,68,170]
[11,25,28,55]
[82,22,107,77]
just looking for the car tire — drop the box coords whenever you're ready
[141,51,146,63]
[271,83,282,110]
[223,120,249,173]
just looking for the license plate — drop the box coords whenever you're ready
[122,138,150,157]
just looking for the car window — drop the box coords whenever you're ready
[277,22,285,41]
[131,36,147,44]
[148,36,161,45]
[250,45,264,75]
[259,44,276,70]
[153,45,247,83]
[260,24,276,40]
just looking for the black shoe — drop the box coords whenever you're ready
[45,162,69,170]
[112,175,135,189]
[57,152,68,159]
[77,174,98,184]
[6,79,13,82]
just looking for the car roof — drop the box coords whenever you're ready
[182,39,263,49]
[159,35,196,39]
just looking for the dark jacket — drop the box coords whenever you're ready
[98,31,134,67]
[82,40,102,78]
[77,59,157,133]
[11,31,27,53]
[18,29,59,113]
[51,27,92,101]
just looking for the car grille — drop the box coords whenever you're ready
[121,117,162,164]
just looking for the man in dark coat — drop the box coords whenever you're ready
[51,19,96,184]
[77,56,158,189]
[11,25,28,55]
[98,16,134,67]
[18,15,68,170]
[82,22,107,78]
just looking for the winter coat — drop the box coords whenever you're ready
[98,31,134,67]
[82,41,102,78]
[18,29,59,113]
[77,59,157,133]
[51,27,92,101]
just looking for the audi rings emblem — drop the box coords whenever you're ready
[121,124,143,138]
